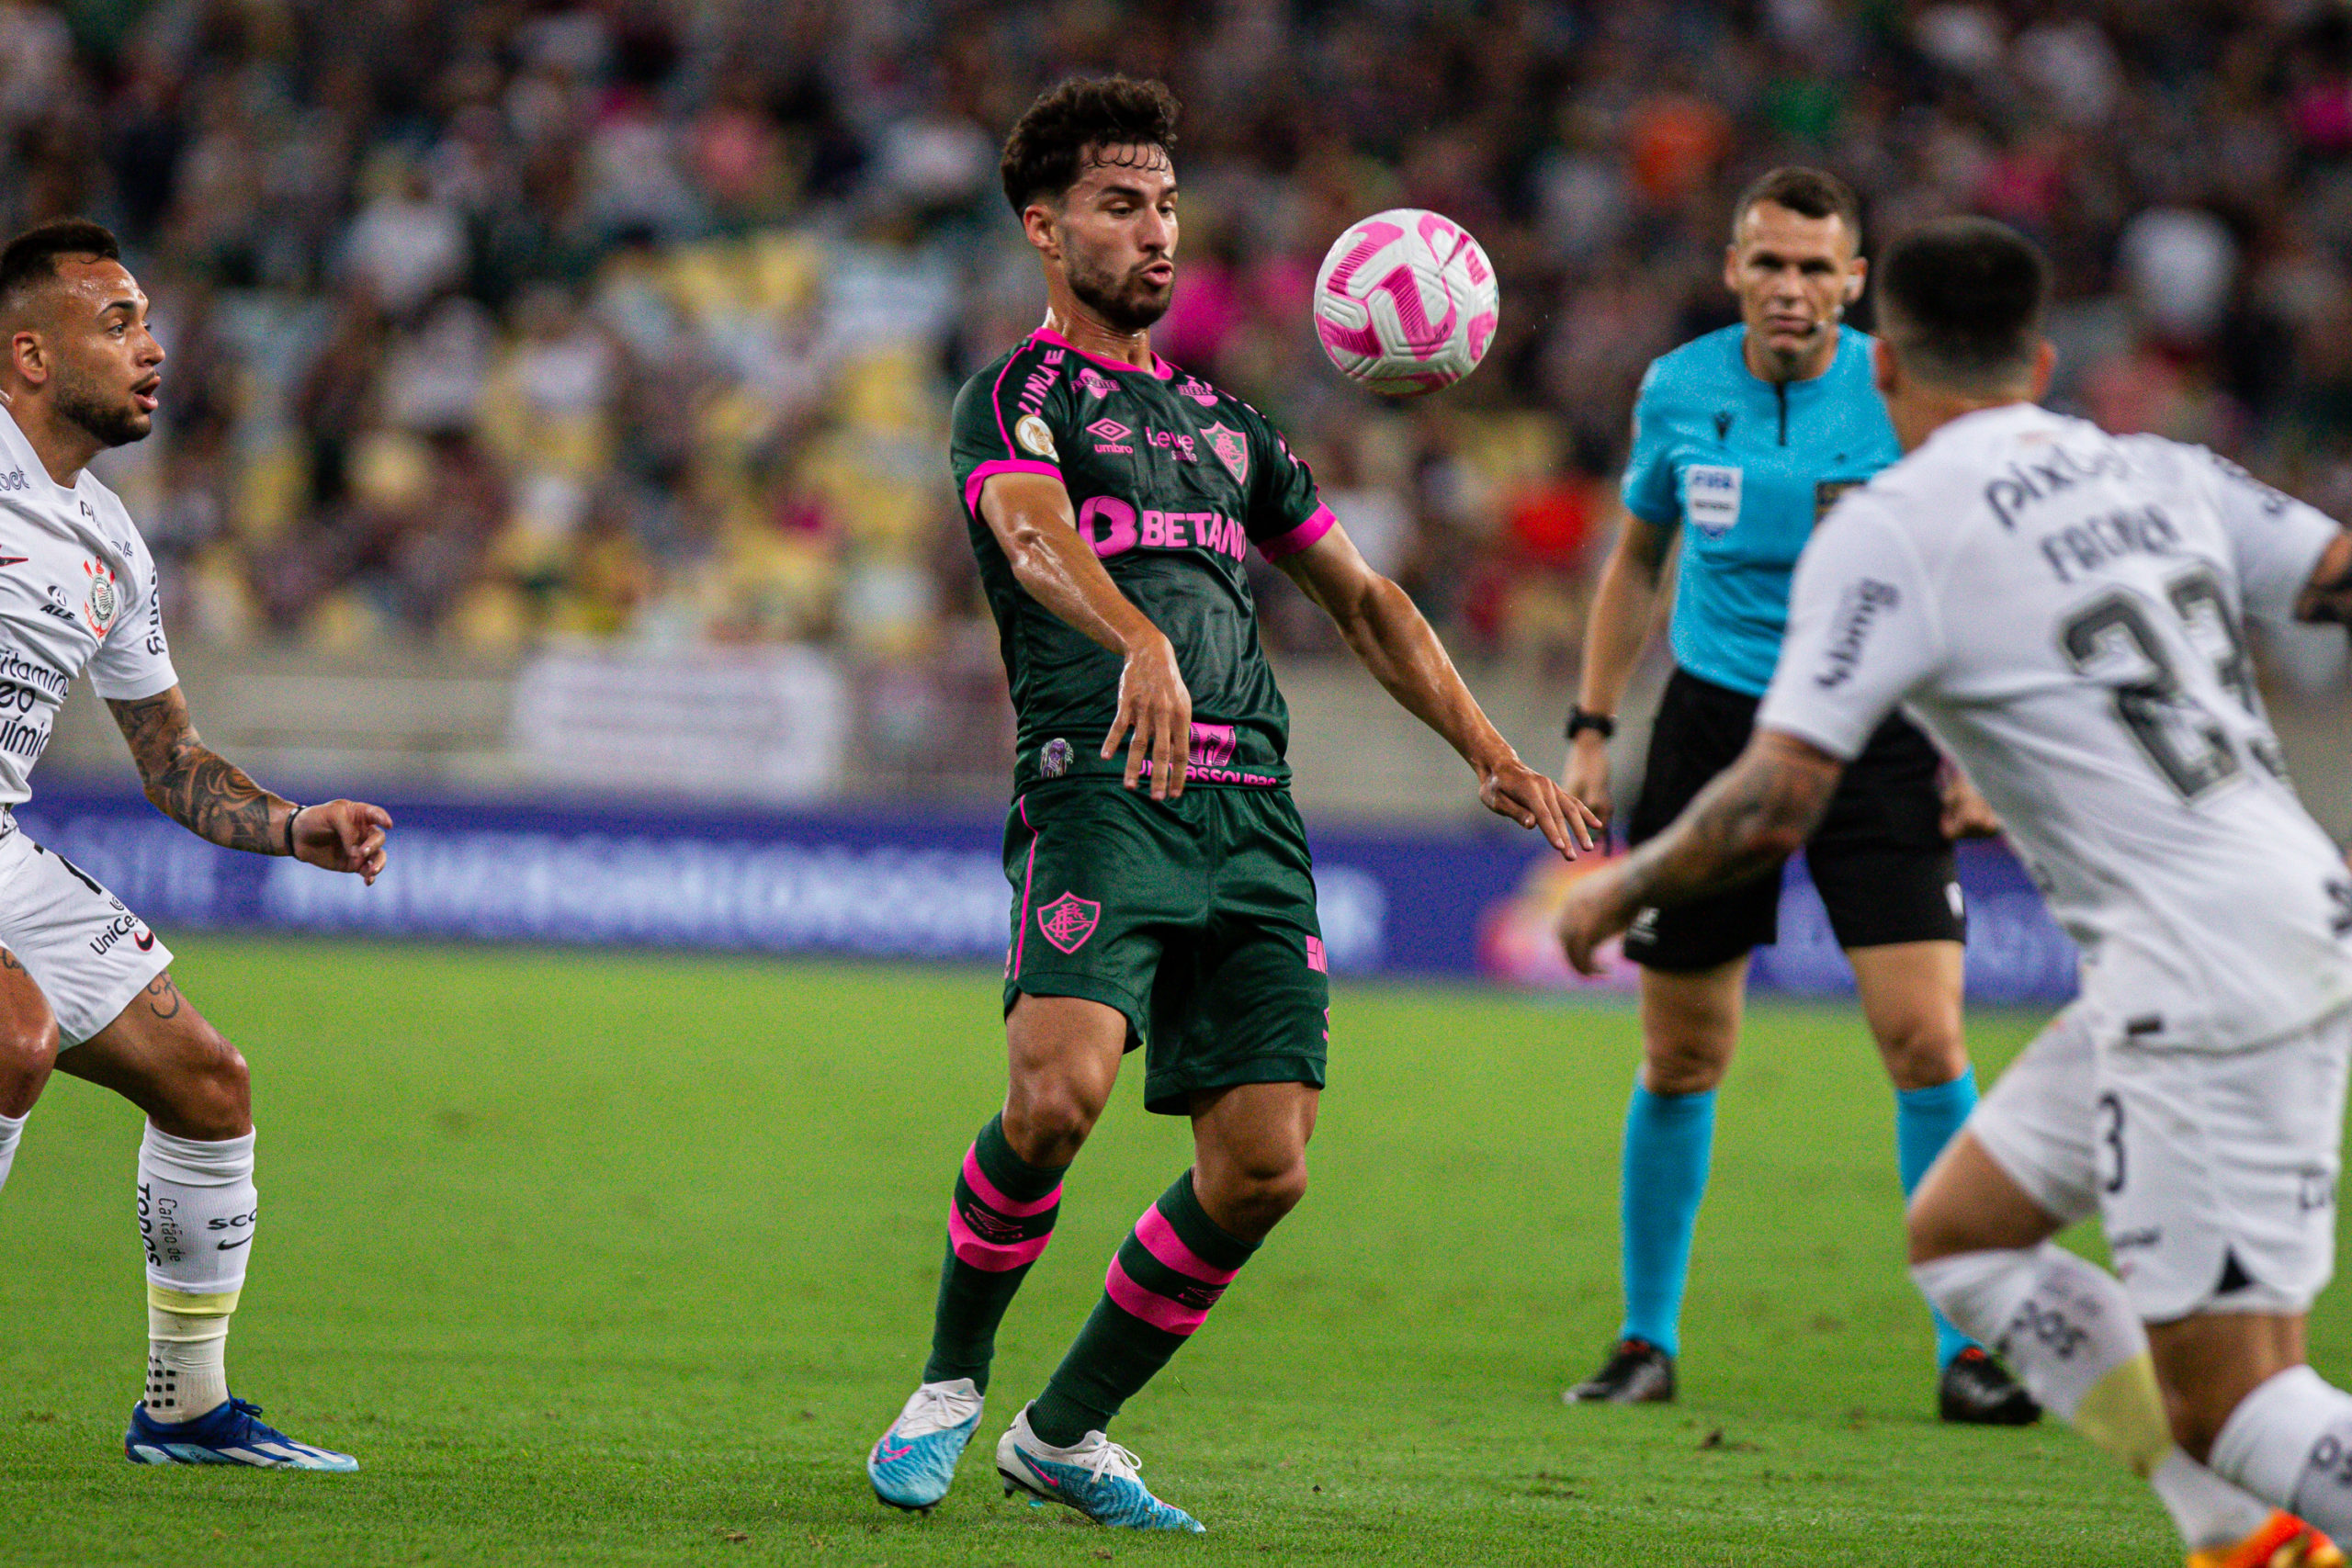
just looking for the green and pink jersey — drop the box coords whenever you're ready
[949,327,1332,795]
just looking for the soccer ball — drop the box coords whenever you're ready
[1311,208,1500,396]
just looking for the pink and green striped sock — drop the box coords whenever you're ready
[922,1114,1066,1392]
[1027,1170,1256,1448]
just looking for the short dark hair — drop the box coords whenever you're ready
[1732,166,1863,249]
[0,219,123,316]
[1877,217,2052,391]
[1000,75,1180,217]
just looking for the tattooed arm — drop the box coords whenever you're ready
[1555,730,1845,974]
[107,684,392,882]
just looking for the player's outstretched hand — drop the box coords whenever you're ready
[293,800,392,886]
[1104,632,1193,801]
[1555,864,1633,976]
[1939,770,2002,840]
[1480,755,1601,860]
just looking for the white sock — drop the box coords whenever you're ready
[2151,1448,2278,1552]
[1916,1246,2269,1550]
[0,1108,25,1195]
[2212,1365,2352,1538]
[137,1123,256,1423]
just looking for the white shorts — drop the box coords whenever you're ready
[0,824,174,1044]
[1973,1001,2352,1321]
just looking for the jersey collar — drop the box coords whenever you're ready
[1033,327,1175,381]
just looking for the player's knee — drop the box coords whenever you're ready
[1876,1013,1968,1093]
[0,1010,56,1108]
[1204,1155,1307,1236]
[164,1023,251,1140]
[1641,1037,1730,1097]
[1001,1084,1102,1166]
[0,1010,57,1076]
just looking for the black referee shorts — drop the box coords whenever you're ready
[1620,666,1966,973]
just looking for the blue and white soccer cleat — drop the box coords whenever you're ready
[994,1404,1205,1532]
[867,1378,984,1512]
[124,1397,358,1470]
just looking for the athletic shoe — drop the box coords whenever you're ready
[2187,1511,2346,1568]
[994,1404,1205,1531]
[123,1397,357,1470]
[1938,1347,2041,1425]
[867,1378,985,1512]
[1565,1337,1676,1404]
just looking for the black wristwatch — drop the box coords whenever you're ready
[1565,706,1616,743]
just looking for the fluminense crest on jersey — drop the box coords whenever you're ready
[1201,423,1248,486]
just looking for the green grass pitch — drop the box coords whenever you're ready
[2,936,2327,1565]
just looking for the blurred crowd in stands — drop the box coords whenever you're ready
[6,0,2352,688]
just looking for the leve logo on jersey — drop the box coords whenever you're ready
[83,560,119,635]
[1201,423,1249,486]
[1687,465,1742,536]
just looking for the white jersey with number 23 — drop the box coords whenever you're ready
[1760,401,2352,1053]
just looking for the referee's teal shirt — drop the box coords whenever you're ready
[1622,323,1901,697]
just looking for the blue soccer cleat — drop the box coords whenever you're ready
[995,1404,1205,1532]
[124,1397,358,1470]
[867,1378,984,1512]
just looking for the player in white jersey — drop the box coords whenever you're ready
[0,220,391,1470]
[1558,216,2352,1568]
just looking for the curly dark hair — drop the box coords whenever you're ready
[1000,75,1181,217]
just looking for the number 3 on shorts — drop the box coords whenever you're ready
[2097,1090,2126,1195]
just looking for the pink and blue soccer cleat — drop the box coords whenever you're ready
[994,1404,1204,1531]
[867,1379,985,1512]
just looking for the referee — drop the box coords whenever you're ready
[1558,168,2035,1424]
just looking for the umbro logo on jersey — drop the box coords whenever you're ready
[1087,418,1133,454]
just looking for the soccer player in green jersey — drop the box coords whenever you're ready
[865,76,1598,1531]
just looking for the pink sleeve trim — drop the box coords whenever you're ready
[1257,503,1337,563]
[965,459,1063,516]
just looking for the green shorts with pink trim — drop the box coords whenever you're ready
[1000,780,1329,1114]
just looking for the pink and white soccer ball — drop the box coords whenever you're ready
[1312,209,1500,396]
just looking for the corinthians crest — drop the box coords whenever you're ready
[1201,422,1248,486]
[83,560,119,634]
